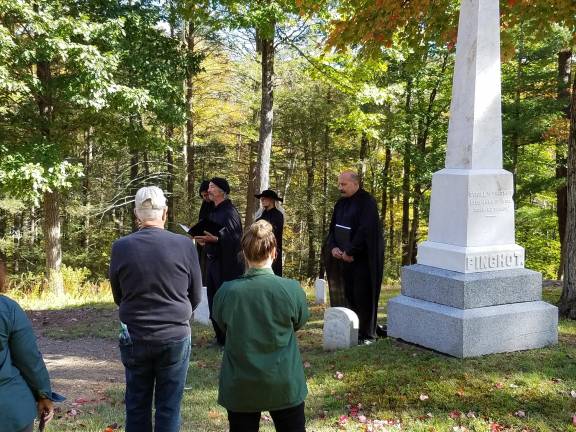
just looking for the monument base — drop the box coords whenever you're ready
[402,264,541,309]
[418,240,525,273]
[388,295,558,358]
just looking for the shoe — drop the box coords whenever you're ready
[376,324,387,338]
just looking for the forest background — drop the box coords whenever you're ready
[0,0,574,304]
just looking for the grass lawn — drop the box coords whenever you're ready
[25,285,576,431]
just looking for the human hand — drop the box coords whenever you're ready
[37,398,54,426]
[331,247,343,259]
[194,231,218,244]
[341,252,354,263]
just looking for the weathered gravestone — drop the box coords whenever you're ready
[323,307,359,351]
[193,286,211,326]
[315,278,327,305]
[387,0,558,357]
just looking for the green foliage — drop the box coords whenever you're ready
[0,0,571,284]
[516,206,560,279]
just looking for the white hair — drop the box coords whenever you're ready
[134,186,167,222]
[135,207,165,221]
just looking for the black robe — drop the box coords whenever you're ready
[256,207,284,276]
[204,199,244,344]
[325,189,384,340]
[196,200,214,284]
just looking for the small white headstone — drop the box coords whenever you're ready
[193,286,211,326]
[314,278,327,305]
[323,307,359,351]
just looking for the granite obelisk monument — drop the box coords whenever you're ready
[387,0,558,357]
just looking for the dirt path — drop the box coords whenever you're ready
[29,309,125,405]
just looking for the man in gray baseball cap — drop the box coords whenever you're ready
[109,186,202,432]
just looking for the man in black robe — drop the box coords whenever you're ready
[255,189,284,276]
[325,171,385,344]
[194,177,243,346]
[196,180,213,284]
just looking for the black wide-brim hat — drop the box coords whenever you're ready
[255,189,283,202]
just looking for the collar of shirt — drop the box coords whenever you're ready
[244,267,274,277]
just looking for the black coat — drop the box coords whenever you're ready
[196,200,214,285]
[204,199,244,283]
[325,189,384,339]
[257,207,284,276]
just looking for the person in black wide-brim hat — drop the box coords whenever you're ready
[254,189,284,276]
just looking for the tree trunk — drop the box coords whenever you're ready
[304,142,317,278]
[401,79,413,266]
[559,65,576,317]
[244,140,258,228]
[389,190,396,273]
[81,128,93,248]
[36,50,63,293]
[255,27,275,200]
[166,126,175,229]
[557,49,572,279]
[381,146,391,230]
[509,36,524,195]
[358,132,369,186]
[130,147,139,232]
[185,19,196,219]
[319,125,330,279]
[43,190,64,295]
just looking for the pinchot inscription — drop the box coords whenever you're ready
[468,190,513,216]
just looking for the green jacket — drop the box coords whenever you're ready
[213,268,309,412]
[0,295,52,432]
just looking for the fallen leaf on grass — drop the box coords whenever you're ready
[509,384,519,388]
[455,389,465,397]
[67,409,79,417]
[514,410,526,418]
[334,371,344,380]
[303,361,311,368]
[490,422,504,432]
[419,393,429,401]
[570,390,576,398]
[448,410,462,420]
[466,411,476,418]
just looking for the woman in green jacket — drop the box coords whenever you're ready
[213,220,309,432]
[0,258,54,432]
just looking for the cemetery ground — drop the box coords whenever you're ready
[15,283,576,432]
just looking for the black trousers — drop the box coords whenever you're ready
[227,402,306,432]
[343,259,378,340]
[206,257,226,345]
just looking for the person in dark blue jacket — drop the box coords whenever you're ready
[0,257,55,432]
[109,186,203,432]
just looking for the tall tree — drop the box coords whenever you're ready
[559,63,576,317]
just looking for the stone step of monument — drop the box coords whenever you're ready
[388,295,558,358]
[401,264,542,309]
